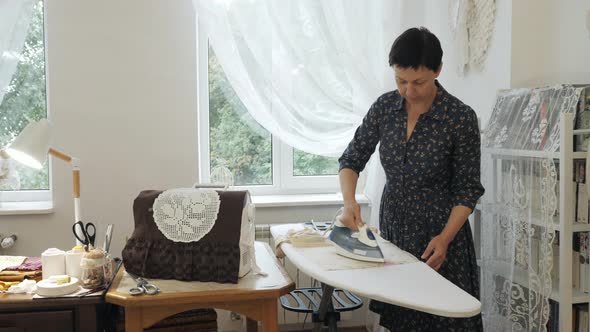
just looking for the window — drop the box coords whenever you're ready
[0,0,49,202]
[198,41,340,195]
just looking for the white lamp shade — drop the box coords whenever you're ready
[6,119,51,169]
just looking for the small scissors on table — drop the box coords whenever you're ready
[72,221,96,247]
[127,272,160,296]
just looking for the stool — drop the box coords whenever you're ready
[280,285,363,331]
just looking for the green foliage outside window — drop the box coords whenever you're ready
[0,1,48,191]
[208,47,272,185]
[208,46,338,184]
[293,150,339,176]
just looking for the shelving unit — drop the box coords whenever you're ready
[481,111,588,332]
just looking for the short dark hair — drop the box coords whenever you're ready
[389,27,442,72]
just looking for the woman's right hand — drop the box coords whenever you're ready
[339,202,363,231]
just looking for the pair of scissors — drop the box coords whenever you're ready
[127,272,160,296]
[72,221,96,247]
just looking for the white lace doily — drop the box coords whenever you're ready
[467,0,495,71]
[449,0,496,75]
[153,188,221,243]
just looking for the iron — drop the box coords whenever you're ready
[327,219,385,263]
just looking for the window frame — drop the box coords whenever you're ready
[0,0,51,204]
[197,23,342,196]
[0,188,51,203]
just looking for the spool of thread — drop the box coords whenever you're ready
[65,246,85,279]
[41,248,65,280]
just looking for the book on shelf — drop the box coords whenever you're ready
[581,233,589,293]
[575,87,590,152]
[575,160,588,225]
[548,302,590,332]
[547,299,559,332]
[575,304,589,332]
[551,232,590,294]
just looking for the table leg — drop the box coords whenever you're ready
[261,299,278,332]
[247,317,258,332]
[125,307,143,332]
[76,303,97,332]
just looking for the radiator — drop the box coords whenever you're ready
[254,224,356,327]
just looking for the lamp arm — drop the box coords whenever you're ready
[49,148,82,246]
[48,148,72,163]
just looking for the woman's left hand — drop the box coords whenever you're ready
[421,235,450,271]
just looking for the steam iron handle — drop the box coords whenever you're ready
[357,225,378,248]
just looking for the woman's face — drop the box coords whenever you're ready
[393,65,441,106]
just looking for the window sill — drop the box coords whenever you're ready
[252,193,369,208]
[0,201,54,215]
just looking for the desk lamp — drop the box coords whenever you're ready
[5,119,83,244]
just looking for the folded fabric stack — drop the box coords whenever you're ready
[0,257,42,290]
[0,280,20,291]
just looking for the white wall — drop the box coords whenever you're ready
[0,0,367,258]
[510,0,551,87]
[511,0,590,87]
[421,0,590,128]
[531,0,590,86]
[1,0,199,257]
[425,0,513,129]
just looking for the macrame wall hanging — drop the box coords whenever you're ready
[449,0,496,76]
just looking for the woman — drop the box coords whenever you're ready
[338,27,484,331]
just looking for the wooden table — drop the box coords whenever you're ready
[106,242,294,332]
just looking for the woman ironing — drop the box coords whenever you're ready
[338,27,485,331]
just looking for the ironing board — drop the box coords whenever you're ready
[270,224,481,320]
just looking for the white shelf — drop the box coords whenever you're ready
[477,203,560,229]
[482,111,590,332]
[573,223,590,232]
[482,149,587,160]
[573,290,590,304]
[483,147,559,159]
[477,260,589,305]
[549,284,589,304]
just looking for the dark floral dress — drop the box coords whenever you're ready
[339,81,485,332]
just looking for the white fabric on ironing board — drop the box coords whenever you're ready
[272,223,416,270]
[271,224,481,318]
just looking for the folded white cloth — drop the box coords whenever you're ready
[6,279,36,294]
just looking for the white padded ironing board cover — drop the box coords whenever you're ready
[270,224,481,318]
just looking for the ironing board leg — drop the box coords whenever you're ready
[312,322,322,332]
[316,283,338,331]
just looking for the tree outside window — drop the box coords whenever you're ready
[0,0,48,191]
[207,46,339,189]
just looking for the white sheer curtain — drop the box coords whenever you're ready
[195,0,398,157]
[0,0,36,106]
[480,86,585,331]
[195,0,406,232]
[195,1,403,330]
